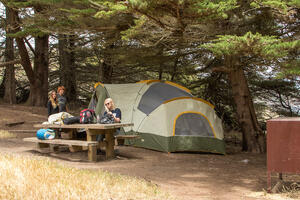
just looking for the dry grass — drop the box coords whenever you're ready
[0,153,176,200]
[282,182,300,199]
[247,184,300,200]
[248,191,300,200]
[0,130,16,139]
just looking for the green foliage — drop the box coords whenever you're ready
[60,8,96,15]
[277,59,300,77]
[124,0,239,21]
[250,1,259,8]
[8,27,46,38]
[94,0,239,33]
[8,0,91,7]
[59,8,96,22]
[7,1,32,8]
[91,0,241,47]
[249,71,300,118]
[250,0,300,13]
[92,1,127,18]
[31,0,62,5]
[201,32,299,60]
[262,0,288,11]
[120,16,147,41]
[6,0,100,35]
[289,0,300,7]
[192,0,238,20]
[128,0,148,9]
[7,0,60,8]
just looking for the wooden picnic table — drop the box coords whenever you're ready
[31,123,134,162]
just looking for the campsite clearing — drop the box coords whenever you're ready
[0,103,299,200]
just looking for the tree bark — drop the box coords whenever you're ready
[27,35,49,106]
[10,7,49,106]
[58,34,77,103]
[102,62,113,83]
[100,44,114,83]
[158,64,163,80]
[228,66,266,153]
[4,6,16,104]
[171,56,179,81]
[0,60,21,67]
[157,46,164,80]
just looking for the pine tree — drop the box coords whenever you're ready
[93,0,300,153]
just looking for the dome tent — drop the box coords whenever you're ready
[89,80,225,154]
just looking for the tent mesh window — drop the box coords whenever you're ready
[175,113,214,137]
[138,82,192,115]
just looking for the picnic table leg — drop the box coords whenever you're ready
[66,129,76,139]
[86,133,98,162]
[105,129,115,159]
[48,128,61,151]
[50,144,59,152]
[88,145,97,162]
[62,129,83,152]
[37,143,49,148]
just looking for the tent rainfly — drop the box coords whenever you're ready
[89,80,225,154]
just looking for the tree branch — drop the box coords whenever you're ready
[0,59,21,67]
[24,37,36,57]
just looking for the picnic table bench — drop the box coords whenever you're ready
[24,123,134,162]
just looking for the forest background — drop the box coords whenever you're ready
[0,0,299,154]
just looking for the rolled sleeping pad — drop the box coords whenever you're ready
[36,129,55,140]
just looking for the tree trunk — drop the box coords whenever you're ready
[10,7,49,106]
[101,44,114,83]
[0,70,6,98]
[158,64,163,80]
[27,35,49,106]
[155,46,163,80]
[4,6,16,104]
[228,66,266,153]
[102,62,113,83]
[58,34,77,103]
[171,55,179,81]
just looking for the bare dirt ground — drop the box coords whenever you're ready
[0,103,299,200]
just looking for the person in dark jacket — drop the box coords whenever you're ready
[47,90,59,116]
[104,98,121,123]
[96,98,122,145]
[57,86,67,112]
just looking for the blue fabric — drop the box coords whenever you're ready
[37,129,55,140]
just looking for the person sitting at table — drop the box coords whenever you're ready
[103,98,121,123]
[96,98,122,148]
[47,90,59,117]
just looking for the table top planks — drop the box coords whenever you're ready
[34,123,134,129]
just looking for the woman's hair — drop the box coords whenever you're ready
[104,98,115,112]
[49,90,58,108]
[57,86,66,94]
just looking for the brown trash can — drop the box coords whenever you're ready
[267,118,300,192]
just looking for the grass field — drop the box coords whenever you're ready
[0,153,176,200]
[0,130,16,139]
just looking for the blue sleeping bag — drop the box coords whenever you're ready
[36,129,55,140]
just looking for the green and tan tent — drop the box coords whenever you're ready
[89,80,225,154]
